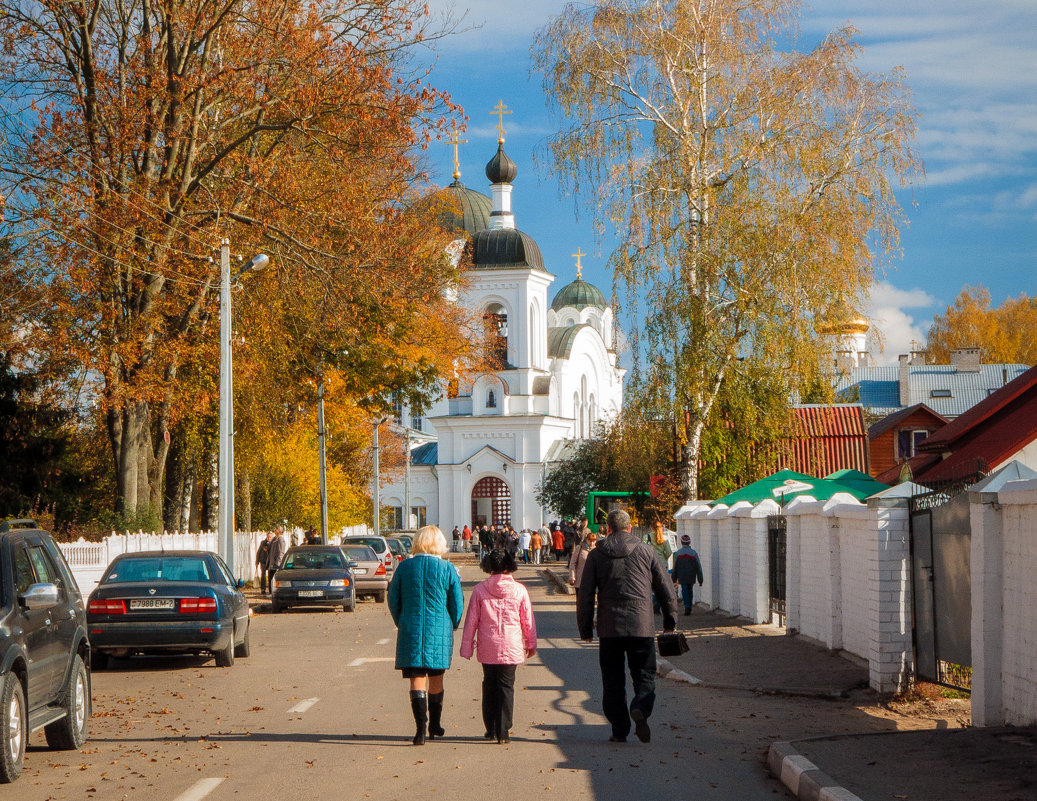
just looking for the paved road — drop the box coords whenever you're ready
[14,563,793,801]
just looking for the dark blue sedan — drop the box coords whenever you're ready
[86,551,250,669]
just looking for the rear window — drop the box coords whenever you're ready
[340,545,378,562]
[104,557,212,583]
[283,550,345,570]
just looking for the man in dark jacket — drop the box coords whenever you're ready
[671,534,704,615]
[577,509,679,743]
[265,524,287,594]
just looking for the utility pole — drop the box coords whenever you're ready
[317,372,329,544]
[218,240,234,574]
[404,426,411,529]
[372,419,382,538]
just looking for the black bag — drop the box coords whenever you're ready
[657,631,689,657]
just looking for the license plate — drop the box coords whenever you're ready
[352,568,366,575]
[298,590,324,597]
[129,598,175,610]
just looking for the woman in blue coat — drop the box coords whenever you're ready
[388,525,464,745]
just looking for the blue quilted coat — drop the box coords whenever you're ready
[388,554,464,670]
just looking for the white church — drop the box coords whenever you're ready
[381,125,625,532]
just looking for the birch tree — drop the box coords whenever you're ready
[534,0,919,499]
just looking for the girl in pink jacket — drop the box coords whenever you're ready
[460,549,538,743]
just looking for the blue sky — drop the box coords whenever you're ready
[421,1,1036,365]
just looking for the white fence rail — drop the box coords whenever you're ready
[59,524,374,597]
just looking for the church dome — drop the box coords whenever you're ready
[466,227,546,272]
[550,277,607,311]
[485,143,518,185]
[418,179,491,237]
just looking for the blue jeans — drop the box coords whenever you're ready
[679,582,695,611]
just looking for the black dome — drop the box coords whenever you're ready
[466,227,546,272]
[485,143,518,184]
[440,180,492,236]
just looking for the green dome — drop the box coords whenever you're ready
[550,278,607,311]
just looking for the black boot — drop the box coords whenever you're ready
[428,692,445,739]
[409,691,427,746]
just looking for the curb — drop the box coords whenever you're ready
[767,742,864,801]
[542,567,575,595]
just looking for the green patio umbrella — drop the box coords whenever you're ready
[712,469,826,506]
[824,469,891,500]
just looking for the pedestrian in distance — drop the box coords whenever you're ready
[387,525,464,745]
[460,549,537,744]
[518,527,532,563]
[671,534,704,615]
[265,524,288,596]
[649,521,674,614]
[552,525,565,562]
[452,526,461,553]
[539,522,552,563]
[462,524,472,552]
[255,532,273,594]
[529,528,542,565]
[577,509,679,744]
[568,530,597,588]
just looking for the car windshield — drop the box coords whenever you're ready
[344,537,385,554]
[104,557,212,583]
[283,550,345,570]
[387,540,404,553]
[340,545,378,562]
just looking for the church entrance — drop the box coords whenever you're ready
[470,476,511,528]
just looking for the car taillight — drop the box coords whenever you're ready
[384,553,392,566]
[179,597,218,614]
[375,563,386,576]
[88,599,126,615]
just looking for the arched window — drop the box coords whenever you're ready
[574,392,582,438]
[487,389,497,409]
[483,303,508,368]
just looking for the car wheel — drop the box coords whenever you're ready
[374,590,386,604]
[44,655,89,751]
[0,672,26,784]
[215,636,235,668]
[343,599,356,613]
[271,599,283,613]
[90,651,109,672]
[234,622,251,658]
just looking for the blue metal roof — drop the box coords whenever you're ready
[410,441,438,466]
[835,363,1030,418]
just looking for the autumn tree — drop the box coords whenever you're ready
[0,0,470,522]
[534,0,919,499]
[926,286,1037,365]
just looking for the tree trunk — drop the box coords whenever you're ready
[240,469,252,533]
[680,417,705,502]
[203,450,219,531]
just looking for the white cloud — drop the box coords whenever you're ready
[864,281,937,364]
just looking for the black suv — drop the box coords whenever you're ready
[0,519,90,782]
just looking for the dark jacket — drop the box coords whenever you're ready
[577,531,679,639]
[266,534,287,570]
[255,539,270,567]
[672,546,704,586]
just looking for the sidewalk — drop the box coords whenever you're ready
[542,567,1036,801]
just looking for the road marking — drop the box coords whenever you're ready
[288,697,319,714]
[377,638,391,645]
[172,778,225,801]
[347,656,395,667]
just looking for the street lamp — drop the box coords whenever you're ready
[219,243,268,577]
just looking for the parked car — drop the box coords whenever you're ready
[0,519,90,783]
[337,543,388,603]
[393,533,414,550]
[340,535,396,578]
[385,537,408,564]
[270,546,356,613]
[87,551,250,670]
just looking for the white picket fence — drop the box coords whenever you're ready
[58,523,374,597]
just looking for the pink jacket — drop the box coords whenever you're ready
[460,573,537,665]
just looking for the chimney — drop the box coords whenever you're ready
[898,354,911,407]
[951,347,980,373]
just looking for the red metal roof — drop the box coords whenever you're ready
[776,405,869,476]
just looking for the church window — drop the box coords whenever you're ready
[483,303,509,368]
[487,389,497,409]
[410,409,423,431]
[391,395,404,426]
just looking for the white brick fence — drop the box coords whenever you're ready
[58,524,373,597]
[675,477,1037,726]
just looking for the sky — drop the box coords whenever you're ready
[420,0,1036,365]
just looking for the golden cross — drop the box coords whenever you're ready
[572,247,586,279]
[446,120,467,180]
[490,99,512,143]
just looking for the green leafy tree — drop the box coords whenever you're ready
[534,0,919,499]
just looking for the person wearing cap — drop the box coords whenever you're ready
[671,534,704,615]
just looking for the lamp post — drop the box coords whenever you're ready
[218,243,268,576]
[372,418,388,537]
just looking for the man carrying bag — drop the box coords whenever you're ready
[577,509,679,743]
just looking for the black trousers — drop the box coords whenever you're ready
[265,568,277,593]
[598,636,656,738]
[481,664,517,738]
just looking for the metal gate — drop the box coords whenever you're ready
[909,476,979,690]
[768,515,787,627]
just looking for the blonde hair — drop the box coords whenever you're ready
[654,521,667,545]
[411,525,449,556]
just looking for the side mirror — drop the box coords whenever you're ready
[21,582,60,610]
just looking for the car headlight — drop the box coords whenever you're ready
[273,579,291,589]
[328,579,347,587]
